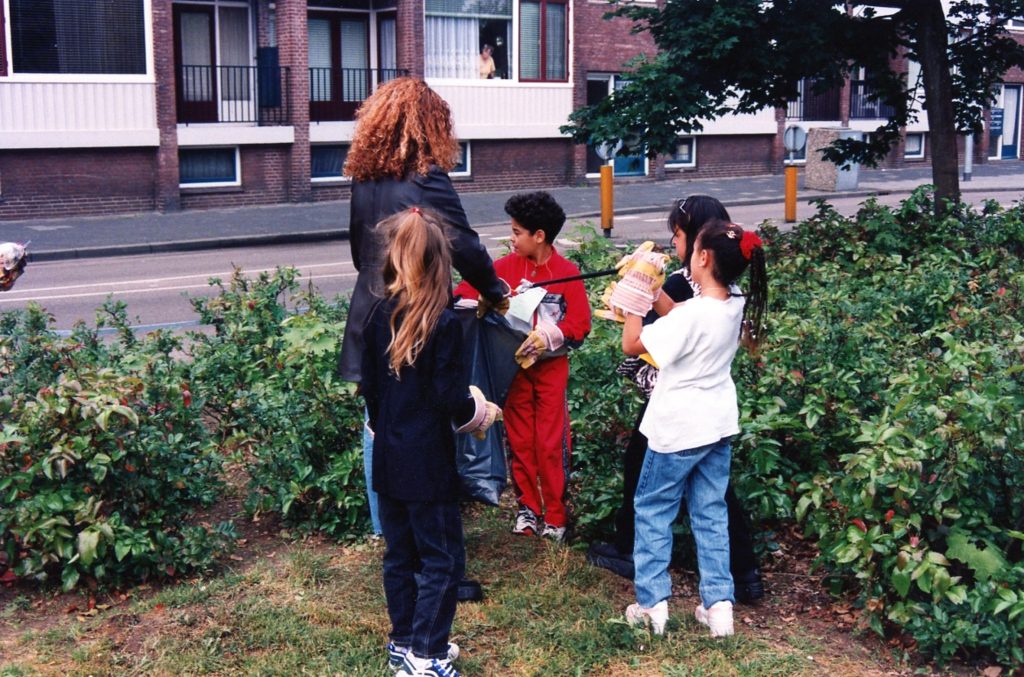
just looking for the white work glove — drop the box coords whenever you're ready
[0,242,27,292]
[514,321,564,369]
[455,385,503,440]
[608,243,669,317]
[594,282,628,323]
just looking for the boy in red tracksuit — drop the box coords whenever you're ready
[455,191,591,542]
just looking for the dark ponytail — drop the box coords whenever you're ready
[696,220,768,350]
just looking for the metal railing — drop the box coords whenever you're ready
[309,68,408,122]
[177,65,290,125]
[849,80,895,119]
[787,79,841,121]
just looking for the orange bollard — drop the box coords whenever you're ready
[784,165,798,223]
[600,165,614,237]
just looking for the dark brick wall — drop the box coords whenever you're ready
[153,0,180,212]
[397,0,424,77]
[180,146,291,209]
[0,149,156,220]
[277,0,311,202]
[570,1,659,180]
[313,139,575,200]
[672,135,776,179]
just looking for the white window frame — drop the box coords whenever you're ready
[904,132,925,159]
[310,143,351,183]
[2,0,155,82]
[450,141,472,177]
[664,136,697,169]
[179,145,241,188]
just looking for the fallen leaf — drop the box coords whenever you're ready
[982,667,1002,677]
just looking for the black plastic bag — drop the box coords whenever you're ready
[453,307,524,505]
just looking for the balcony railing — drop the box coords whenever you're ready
[176,65,290,125]
[787,79,841,121]
[849,80,895,119]
[309,68,409,122]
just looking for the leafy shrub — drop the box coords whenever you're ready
[186,268,368,538]
[0,303,232,590]
[744,191,1024,667]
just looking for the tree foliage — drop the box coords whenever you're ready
[562,0,1024,206]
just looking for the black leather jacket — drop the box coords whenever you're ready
[338,167,504,382]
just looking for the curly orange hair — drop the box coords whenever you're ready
[344,78,460,181]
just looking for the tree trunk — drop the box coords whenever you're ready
[913,0,961,212]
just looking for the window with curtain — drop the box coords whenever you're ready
[520,0,566,82]
[341,19,369,102]
[309,18,333,102]
[311,145,349,179]
[425,0,512,79]
[10,0,146,74]
[180,148,239,186]
[219,6,251,101]
[379,16,397,73]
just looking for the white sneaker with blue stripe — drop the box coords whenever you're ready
[395,651,460,677]
[388,642,459,671]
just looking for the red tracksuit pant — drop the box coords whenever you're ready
[504,356,572,527]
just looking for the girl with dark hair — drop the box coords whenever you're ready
[609,219,768,637]
[588,196,763,606]
[362,208,501,677]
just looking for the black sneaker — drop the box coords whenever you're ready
[734,568,765,604]
[586,541,635,579]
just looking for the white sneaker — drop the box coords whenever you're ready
[388,642,459,671]
[512,506,538,535]
[625,600,669,635]
[695,600,734,637]
[541,523,566,543]
[396,651,460,677]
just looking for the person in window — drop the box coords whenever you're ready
[340,77,508,602]
[479,44,496,79]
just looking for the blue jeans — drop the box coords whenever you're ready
[379,494,466,659]
[633,437,735,609]
[364,413,382,535]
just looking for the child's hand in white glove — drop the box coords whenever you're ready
[514,321,564,369]
[456,385,503,440]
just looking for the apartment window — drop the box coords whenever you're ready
[904,133,925,159]
[451,142,471,176]
[180,148,240,187]
[425,0,512,79]
[1009,18,1024,29]
[311,145,350,180]
[10,0,146,74]
[520,0,567,82]
[665,138,696,169]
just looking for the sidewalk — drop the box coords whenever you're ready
[6,162,1022,262]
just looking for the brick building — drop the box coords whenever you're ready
[0,1,1021,221]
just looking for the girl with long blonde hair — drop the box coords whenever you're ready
[360,207,500,677]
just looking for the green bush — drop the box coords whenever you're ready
[747,191,1024,667]
[0,303,232,590]
[186,268,368,539]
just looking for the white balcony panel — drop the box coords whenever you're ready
[432,82,574,139]
[310,121,358,143]
[697,107,778,135]
[177,125,295,146]
[0,82,158,148]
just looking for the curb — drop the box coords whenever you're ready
[25,184,1020,262]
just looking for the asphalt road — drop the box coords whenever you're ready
[2,190,1020,333]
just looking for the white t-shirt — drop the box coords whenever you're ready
[638,293,744,452]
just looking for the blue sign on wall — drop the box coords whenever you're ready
[991,108,1005,135]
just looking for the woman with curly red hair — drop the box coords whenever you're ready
[338,78,505,551]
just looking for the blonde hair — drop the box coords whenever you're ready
[381,208,453,375]
[344,78,460,181]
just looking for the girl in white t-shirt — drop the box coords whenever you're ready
[608,219,767,637]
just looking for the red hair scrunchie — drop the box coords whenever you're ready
[739,230,763,260]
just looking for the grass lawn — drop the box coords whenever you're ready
[1,498,918,676]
